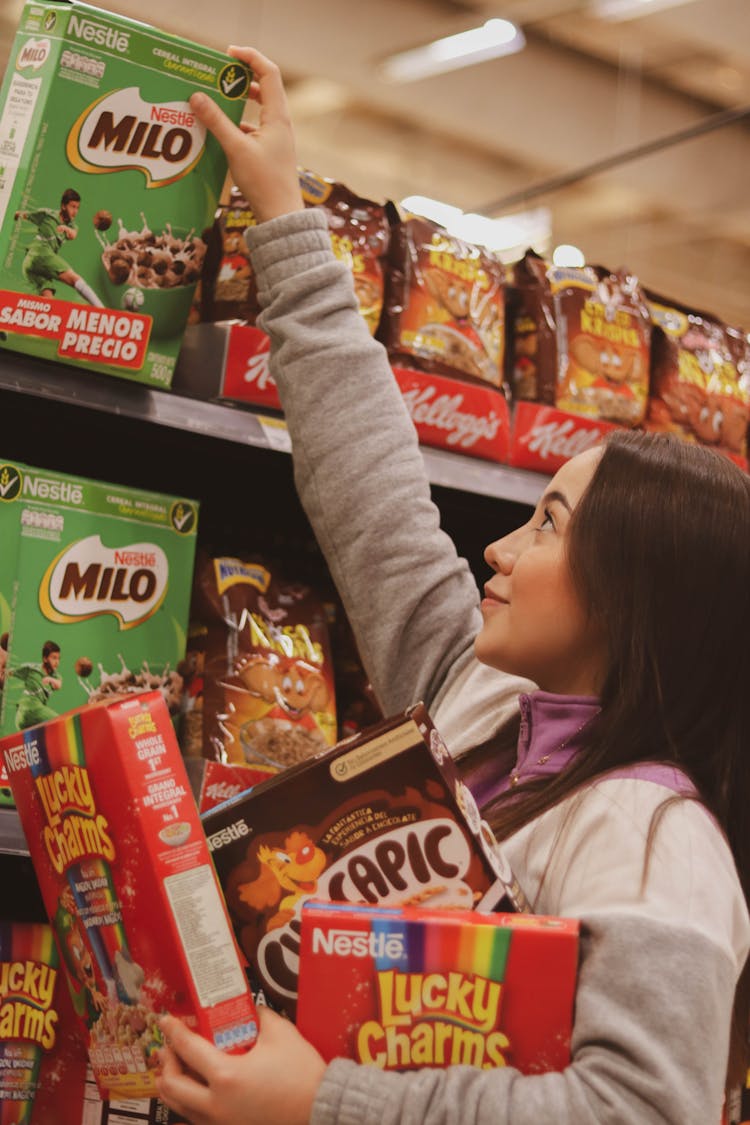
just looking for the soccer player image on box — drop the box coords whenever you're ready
[14,187,104,307]
[8,638,63,729]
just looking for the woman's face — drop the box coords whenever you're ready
[476,447,607,695]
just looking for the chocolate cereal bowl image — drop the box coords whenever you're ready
[158,822,192,847]
[422,322,497,385]
[99,215,206,339]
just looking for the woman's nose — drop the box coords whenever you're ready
[484,539,516,574]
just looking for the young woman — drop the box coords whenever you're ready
[155,49,750,1125]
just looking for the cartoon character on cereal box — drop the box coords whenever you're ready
[235,830,327,931]
[53,885,109,1028]
[570,333,642,425]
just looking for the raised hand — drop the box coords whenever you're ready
[190,47,304,223]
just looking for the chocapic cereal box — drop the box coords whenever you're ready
[0,1,251,387]
[203,704,528,1019]
[0,458,198,803]
[1,691,259,1100]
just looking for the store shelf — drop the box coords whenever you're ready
[0,351,546,508]
[0,807,28,856]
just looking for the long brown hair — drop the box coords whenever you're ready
[476,429,750,1084]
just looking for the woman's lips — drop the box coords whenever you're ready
[481,588,509,610]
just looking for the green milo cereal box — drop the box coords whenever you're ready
[0,1,250,387]
[0,457,199,804]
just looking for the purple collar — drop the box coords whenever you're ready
[504,691,600,792]
[470,690,697,807]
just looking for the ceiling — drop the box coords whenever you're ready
[2,0,749,329]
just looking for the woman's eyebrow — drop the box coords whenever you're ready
[541,489,572,514]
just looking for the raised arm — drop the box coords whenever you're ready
[190,52,487,717]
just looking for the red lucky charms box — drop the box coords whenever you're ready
[0,921,88,1125]
[1,691,258,1100]
[297,901,579,1074]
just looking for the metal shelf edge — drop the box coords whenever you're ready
[0,354,543,506]
[0,808,29,856]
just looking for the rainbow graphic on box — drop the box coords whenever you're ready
[297,902,579,1074]
[0,921,89,1125]
[28,712,133,1022]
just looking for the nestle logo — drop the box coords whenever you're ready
[4,741,41,773]
[23,475,83,504]
[68,14,130,52]
[311,927,406,960]
[150,104,196,128]
[206,820,250,851]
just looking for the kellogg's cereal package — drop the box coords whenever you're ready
[184,757,271,815]
[380,215,506,389]
[203,704,525,1019]
[0,0,250,387]
[200,172,390,335]
[645,293,750,464]
[1,692,258,1100]
[508,251,651,425]
[297,902,579,1074]
[187,553,337,769]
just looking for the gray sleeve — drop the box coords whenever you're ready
[310,913,734,1125]
[247,210,484,717]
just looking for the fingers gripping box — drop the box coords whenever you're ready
[1,691,258,1099]
[203,704,527,1019]
[297,903,579,1074]
[0,1,250,387]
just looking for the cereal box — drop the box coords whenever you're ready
[297,902,579,1074]
[0,457,198,750]
[85,1069,181,1124]
[0,920,90,1124]
[1,691,258,1099]
[184,757,272,815]
[0,460,29,804]
[203,704,527,1018]
[0,1,250,387]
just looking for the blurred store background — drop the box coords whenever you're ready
[1,0,749,326]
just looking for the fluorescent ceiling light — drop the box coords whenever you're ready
[552,244,586,267]
[592,0,698,22]
[380,19,525,83]
[400,196,551,261]
[400,195,463,228]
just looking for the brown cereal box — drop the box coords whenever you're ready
[203,704,525,1019]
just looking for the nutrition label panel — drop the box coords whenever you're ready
[82,1067,168,1124]
[163,864,248,1007]
[0,72,41,229]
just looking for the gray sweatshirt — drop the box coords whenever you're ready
[247,208,749,1125]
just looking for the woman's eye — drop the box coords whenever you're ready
[536,508,554,532]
